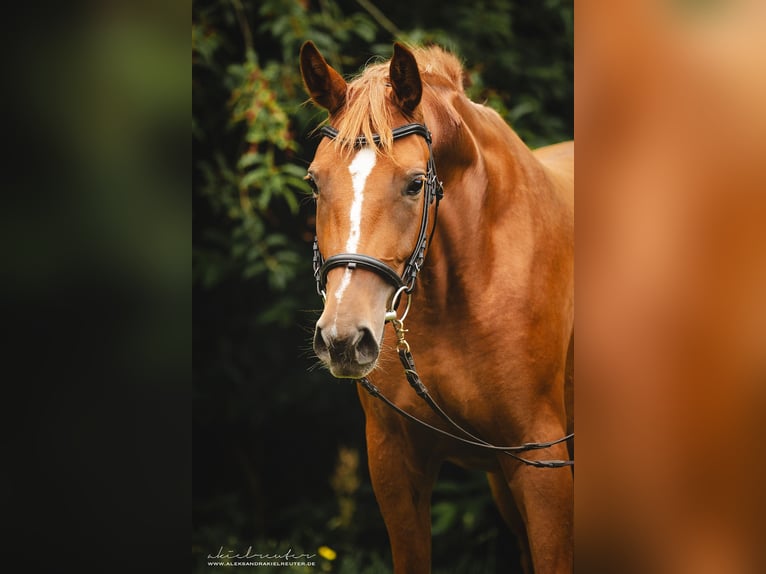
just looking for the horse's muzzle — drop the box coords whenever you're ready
[313,324,380,378]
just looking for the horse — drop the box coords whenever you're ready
[300,41,574,573]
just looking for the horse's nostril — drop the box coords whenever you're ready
[314,324,379,370]
[313,326,329,358]
[355,327,379,365]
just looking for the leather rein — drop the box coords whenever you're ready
[313,123,574,469]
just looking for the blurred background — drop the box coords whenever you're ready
[576,1,766,572]
[192,0,572,572]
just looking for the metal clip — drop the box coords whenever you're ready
[391,318,411,353]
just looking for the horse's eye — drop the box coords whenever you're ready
[405,177,424,196]
[304,174,318,195]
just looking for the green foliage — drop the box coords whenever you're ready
[193,0,571,572]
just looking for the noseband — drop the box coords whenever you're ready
[312,123,444,306]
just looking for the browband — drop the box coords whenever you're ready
[319,123,432,147]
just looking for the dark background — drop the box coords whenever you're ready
[192,1,572,572]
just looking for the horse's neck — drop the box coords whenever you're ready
[442,97,547,200]
[434,101,548,232]
[417,100,554,316]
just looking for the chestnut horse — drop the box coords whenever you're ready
[300,41,573,573]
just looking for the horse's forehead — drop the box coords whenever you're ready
[313,146,387,200]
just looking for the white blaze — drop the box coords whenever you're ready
[331,147,377,332]
[346,146,377,252]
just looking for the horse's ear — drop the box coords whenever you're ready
[300,41,347,114]
[389,43,422,114]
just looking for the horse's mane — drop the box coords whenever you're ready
[330,45,465,155]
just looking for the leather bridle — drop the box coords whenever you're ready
[312,123,443,307]
[311,122,574,468]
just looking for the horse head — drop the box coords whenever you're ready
[300,42,435,379]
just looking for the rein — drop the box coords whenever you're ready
[363,311,574,468]
[313,122,574,469]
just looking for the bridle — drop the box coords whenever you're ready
[312,122,574,469]
[312,122,444,308]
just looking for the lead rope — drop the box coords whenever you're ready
[358,301,574,468]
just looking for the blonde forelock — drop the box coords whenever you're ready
[327,46,465,157]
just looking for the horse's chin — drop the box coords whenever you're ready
[328,360,377,380]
